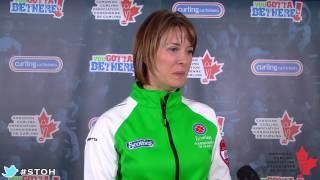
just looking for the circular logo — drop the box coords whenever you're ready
[193,124,206,134]
[88,117,98,130]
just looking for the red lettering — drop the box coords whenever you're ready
[105,55,110,61]
[105,54,133,62]
[127,55,133,62]
[266,1,272,7]
[110,55,119,61]
[266,1,295,8]
[272,2,280,8]
[52,176,60,180]
[114,55,119,61]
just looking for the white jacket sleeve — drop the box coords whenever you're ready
[84,115,118,180]
[208,116,231,180]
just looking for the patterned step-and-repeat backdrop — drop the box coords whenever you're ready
[0,0,319,179]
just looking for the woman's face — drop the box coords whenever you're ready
[145,28,193,91]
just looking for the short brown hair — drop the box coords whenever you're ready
[133,9,197,85]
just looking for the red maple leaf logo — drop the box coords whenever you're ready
[280,111,302,145]
[296,146,318,178]
[53,0,65,18]
[201,50,223,84]
[120,0,143,26]
[37,108,60,143]
[217,116,225,136]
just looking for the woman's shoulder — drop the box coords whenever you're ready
[182,97,215,112]
[99,97,137,121]
[181,96,217,124]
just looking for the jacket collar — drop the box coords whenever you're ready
[130,82,182,108]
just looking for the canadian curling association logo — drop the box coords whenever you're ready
[251,0,303,22]
[91,0,143,26]
[261,146,318,180]
[188,50,224,84]
[172,2,225,18]
[10,0,65,18]
[8,108,60,143]
[251,59,303,76]
[89,50,223,85]
[251,111,302,145]
[9,56,63,73]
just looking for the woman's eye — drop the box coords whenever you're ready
[187,49,194,54]
[168,47,178,52]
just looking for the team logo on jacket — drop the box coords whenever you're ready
[193,123,214,149]
[193,124,206,134]
[91,0,143,26]
[127,139,154,150]
[188,50,224,84]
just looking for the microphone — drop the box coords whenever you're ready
[237,165,260,180]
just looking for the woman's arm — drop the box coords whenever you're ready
[84,116,118,180]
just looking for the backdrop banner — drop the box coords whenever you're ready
[0,0,319,179]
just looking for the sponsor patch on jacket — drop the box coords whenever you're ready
[193,123,207,134]
[127,139,154,150]
[194,135,213,149]
[220,139,230,167]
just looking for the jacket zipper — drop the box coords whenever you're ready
[161,94,180,180]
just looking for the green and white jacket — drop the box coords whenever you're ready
[84,83,231,180]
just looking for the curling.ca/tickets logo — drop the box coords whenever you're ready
[172,2,225,18]
[91,0,143,26]
[89,50,224,85]
[10,0,65,18]
[251,59,303,76]
[9,56,63,73]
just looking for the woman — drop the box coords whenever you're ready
[84,10,231,180]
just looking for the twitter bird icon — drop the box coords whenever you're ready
[2,165,18,178]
